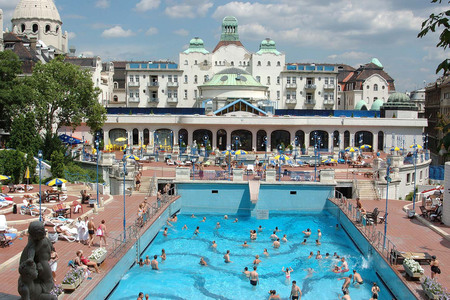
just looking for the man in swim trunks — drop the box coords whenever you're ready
[340,289,351,300]
[290,280,302,300]
[253,255,261,265]
[352,269,363,286]
[243,267,250,277]
[87,217,96,247]
[215,222,221,229]
[270,231,279,240]
[224,250,232,263]
[242,241,249,247]
[212,240,217,248]
[200,257,207,266]
[151,255,159,270]
[273,238,280,248]
[338,274,352,293]
[302,228,311,237]
[249,266,259,286]
[431,255,441,278]
[340,257,349,272]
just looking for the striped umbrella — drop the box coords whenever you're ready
[410,144,423,149]
[0,175,11,181]
[46,178,67,186]
[234,149,248,155]
[322,158,337,164]
[390,146,403,151]
[360,144,372,149]
[345,147,358,152]
[124,154,140,161]
[274,154,290,161]
[222,150,234,156]
[115,137,127,142]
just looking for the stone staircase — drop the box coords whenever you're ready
[356,180,379,200]
[133,176,152,195]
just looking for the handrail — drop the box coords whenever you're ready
[352,179,359,199]
[373,170,381,200]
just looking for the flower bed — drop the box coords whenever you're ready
[421,276,450,299]
[89,247,108,264]
[403,258,424,279]
[50,284,64,299]
[61,268,84,290]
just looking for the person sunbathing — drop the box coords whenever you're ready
[75,250,100,273]
[55,225,73,236]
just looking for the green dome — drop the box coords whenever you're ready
[200,68,264,88]
[184,37,209,54]
[387,92,410,103]
[370,99,384,111]
[256,38,281,55]
[371,58,383,68]
[223,16,238,26]
[189,37,204,45]
[355,100,368,110]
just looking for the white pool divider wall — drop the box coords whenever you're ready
[443,162,450,226]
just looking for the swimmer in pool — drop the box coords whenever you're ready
[317,229,322,240]
[282,266,293,279]
[301,239,307,245]
[325,253,330,259]
[352,269,363,286]
[253,255,261,265]
[163,227,168,237]
[194,226,200,235]
[215,222,220,229]
[302,228,311,237]
[243,267,250,277]
[270,231,279,240]
[201,217,206,222]
[273,238,280,248]
[275,227,281,232]
[233,218,238,223]
[200,257,207,266]
[250,230,257,240]
[224,215,228,219]
[258,225,263,232]
[242,241,249,248]
[332,265,341,273]
[249,266,259,286]
[308,251,314,259]
[224,250,232,263]
[211,240,217,248]
[161,249,166,260]
[144,255,150,265]
[316,251,322,259]
[282,234,288,242]
[340,257,349,272]
[315,239,321,245]
[263,248,269,257]
[182,224,188,230]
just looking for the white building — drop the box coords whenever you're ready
[11,0,68,54]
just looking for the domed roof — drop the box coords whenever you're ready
[12,0,61,23]
[387,92,410,103]
[223,16,238,25]
[370,58,383,68]
[355,100,368,110]
[370,99,384,111]
[184,37,209,54]
[201,68,265,88]
[256,38,281,55]
[217,68,250,75]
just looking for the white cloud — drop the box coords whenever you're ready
[80,51,94,57]
[327,51,372,61]
[165,0,213,18]
[146,27,158,36]
[95,0,110,9]
[102,26,135,38]
[67,32,77,39]
[422,46,448,62]
[91,23,110,29]
[136,0,160,12]
[174,29,189,36]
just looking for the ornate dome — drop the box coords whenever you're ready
[381,92,417,111]
[184,37,209,54]
[387,92,410,103]
[256,38,281,55]
[222,16,238,26]
[370,99,384,111]
[12,0,61,23]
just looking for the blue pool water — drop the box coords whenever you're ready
[109,211,390,299]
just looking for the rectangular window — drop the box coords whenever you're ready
[135,75,139,82]
[256,76,260,82]
[287,92,291,100]
[194,90,198,98]
[277,76,280,84]
[267,76,270,84]
[184,90,188,99]
[306,93,313,100]
[212,190,218,194]
[168,90,172,98]
[168,75,172,82]
[330,94,334,100]
[324,77,329,84]
[330,78,335,85]
[324,94,328,100]
[277,91,280,100]
[129,92,133,98]
[292,77,296,84]
[267,91,270,98]
[290,191,297,195]
[406,173,411,184]
[287,77,291,84]
[184,75,188,83]
[129,75,134,82]
[292,92,296,99]
[174,75,178,83]
[173,90,178,98]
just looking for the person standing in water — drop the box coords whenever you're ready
[290,280,302,300]
[249,266,259,286]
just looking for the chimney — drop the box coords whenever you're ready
[30,37,37,50]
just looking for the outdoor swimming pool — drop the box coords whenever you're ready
[108,211,391,299]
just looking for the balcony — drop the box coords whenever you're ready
[305,99,316,106]
[147,82,159,89]
[323,84,335,89]
[128,82,140,87]
[167,97,178,104]
[305,84,316,90]
[286,83,297,89]
[148,97,159,103]
[323,99,335,105]
[128,97,140,103]
[167,82,179,87]
[286,98,297,104]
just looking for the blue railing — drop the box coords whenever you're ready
[107,107,205,115]
[275,109,379,118]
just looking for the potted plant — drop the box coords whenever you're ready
[61,268,84,290]
[403,258,424,279]
[421,276,450,299]
[89,247,108,264]
[50,284,64,300]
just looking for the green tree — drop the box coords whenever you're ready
[50,150,65,178]
[418,0,450,74]
[7,112,42,155]
[28,57,107,136]
[0,150,25,183]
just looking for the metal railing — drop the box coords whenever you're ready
[108,186,177,258]
[373,170,382,201]
[332,192,397,265]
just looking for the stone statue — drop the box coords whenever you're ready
[18,221,56,300]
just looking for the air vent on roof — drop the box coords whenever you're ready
[220,75,228,81]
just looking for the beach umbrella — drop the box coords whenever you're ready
[410,144,423,149]
[46,178,67,186]
[234,149,248,155]
[390,146,402,151]
[124,154,140,161]
[222,150,235,156]
[0,175,11,181]
[274,154,290,161]
[115,137,127,142]
[345,147,358,152]
[360,144,372,149]
[322,158,337,164]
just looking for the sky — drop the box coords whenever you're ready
[1,0,449,92]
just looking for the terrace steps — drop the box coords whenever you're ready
[357,180,379,200]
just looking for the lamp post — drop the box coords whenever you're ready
[179,135,184,155]
[313,132,321,182]
[277,144,283,181]
[234,136,241,162]
[95,132,100,207]
[82,135,85,161]
[294,137,298,159]
[155,136,159,162]
[263,136,268,162]
[38,150,43,222]
[423,133,428,160]
[203,134,209,157]
[384,131,386,153]
[383,158,391,249]
[122,147,127,241]
[412,138,418,212]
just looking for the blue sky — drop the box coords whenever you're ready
[1,0,449,92]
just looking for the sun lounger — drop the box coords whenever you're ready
[0,215,7,232]
[0,233,11,247]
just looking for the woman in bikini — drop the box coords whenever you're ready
[96,220,107,248]
[76,250,100,273]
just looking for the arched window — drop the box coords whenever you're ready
[194,75,198,84]
[184,60,188,65]
[55,26,59,33]
[231,61,234,66]
[374,84,378,91]
[216,129,227,151]
[204,75,209,82]
[355,131,373,149]
[333,130,340,148]
[45,25,50,33]
[194,60,198,65]
[295,130,305,148]
[231,130,253,151]
[257,61,261,66]
[271,130,290,150]
[377,131,384,151]
[267,61,271,66]
[277,61,281,66]
[114,82,118,89]
[21,24,25,33]
[344,131,350,148]
[256,130,267,151]
[32,24,39,33]
[309,130,328,150]
[184,75,188,83]
[178,129,188,148]
[132,129,139,145]
[113,95,118,102]
[143,129,150,145]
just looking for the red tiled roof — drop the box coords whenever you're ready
[213,41,244,52]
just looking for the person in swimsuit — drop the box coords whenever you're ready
[268,290,281,299]
[233,218,238,223]
[316,251,322,259]
[302,228,311,237]
[338,274,352,294]
[249,266,259,286]
[87,218,96,247]
[290,280,302,300]
[201,217,206,222]
[301,239,307,245]
[270,231,279,240]
[371,282,380,296]
[216,222,221,229]
[242,241,249,248]
[97,220,107,248]
[431,255,441,278]
[151,255,159,270]
[137,258,144,267]
[325,253,330,259]
[161,249,166,260]
[282,266,293,281]
[182,224,188,230]
[243,267,250,278]
[263,248,269,257]
[224,250,232,263]
[258,225,263,232]
[253,255,261,265]
[315,239,321,245]
[211,240,217,249]
[282,234,288,242]
[144,255,151,265]
[250,230,257,240]
[317,229,322,241]
[340,257,349,272]
[194,226,200,235]
[137,292,144,300]
[352,269,363,286]
[163,227,168,237]
[49,246,58,282]
[273,238,280,248]
[200,257,207,266]
[76,250,100,273]
[308,251,314,259]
